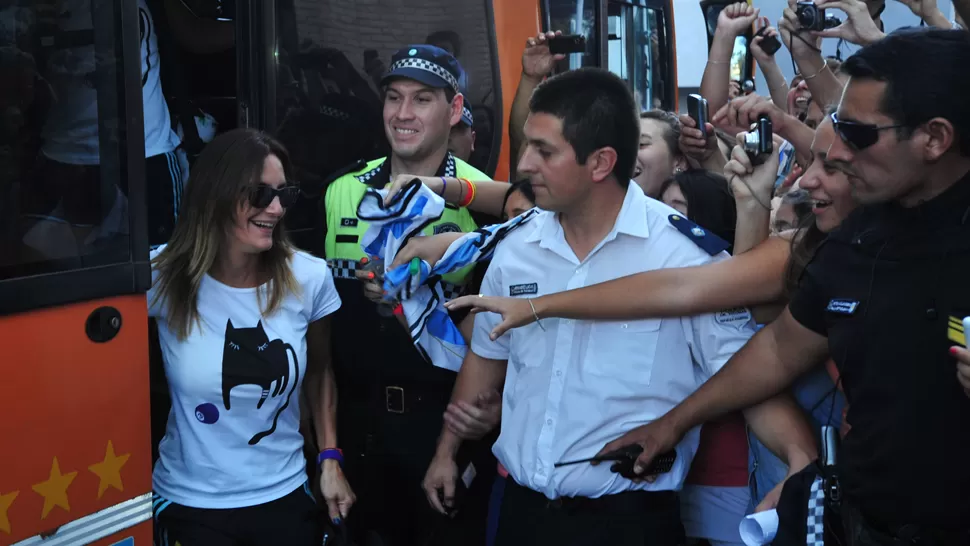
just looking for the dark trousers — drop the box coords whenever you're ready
[494,477,686,546]
[339,401,496,546]
[152,482,322,546]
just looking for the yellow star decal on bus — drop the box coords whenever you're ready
[88,441,130,499]
[0,490,18,534]
[32,457,77,519]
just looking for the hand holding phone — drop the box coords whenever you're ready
[687,94,710,140]
[754,26,782,56]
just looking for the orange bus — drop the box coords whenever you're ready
[0,1,677,544]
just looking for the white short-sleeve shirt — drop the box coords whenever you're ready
[472,184,756,500]
[149,248,341,508]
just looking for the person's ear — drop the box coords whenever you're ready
[588,147,618,183]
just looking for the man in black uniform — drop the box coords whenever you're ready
[612,28,970,545]
[318,45,494,546]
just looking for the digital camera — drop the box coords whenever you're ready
[742,117,774,166]
[795,1,842,31]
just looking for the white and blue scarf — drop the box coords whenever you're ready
[357,179,537,371]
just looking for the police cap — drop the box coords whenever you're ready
[460,103,474,128]
[382,44,464,95]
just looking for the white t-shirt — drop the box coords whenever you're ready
[149,247,341,509]
[41,0,180,164]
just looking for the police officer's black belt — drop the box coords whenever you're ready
[327,259,466,300]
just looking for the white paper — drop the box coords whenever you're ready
[739,509,779,546]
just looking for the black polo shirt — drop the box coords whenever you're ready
[788,172,970,530]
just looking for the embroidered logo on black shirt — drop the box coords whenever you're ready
[826,299,859,315]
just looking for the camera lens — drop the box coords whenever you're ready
[743,132,760,152]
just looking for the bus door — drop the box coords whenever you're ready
[0,0,153,544]
[234,0,541,218]
[543,0,679,111]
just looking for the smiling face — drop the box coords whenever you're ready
[660,182,688,216]
[227,154,287,255]
[634,118,682,198]
[798,119,857,233]
[383,79,461,162]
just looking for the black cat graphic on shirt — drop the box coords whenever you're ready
[221,319,299,445]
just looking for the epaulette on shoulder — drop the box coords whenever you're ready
[324,159,369,186]
[668,214,730,256]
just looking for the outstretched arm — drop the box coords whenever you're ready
[446,236,791,339]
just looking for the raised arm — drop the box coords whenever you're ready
[445,236,791,339]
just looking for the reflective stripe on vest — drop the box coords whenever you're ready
[324,157,487,287]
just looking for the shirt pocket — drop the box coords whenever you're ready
[508,321,548,373]
[585,318,662,385]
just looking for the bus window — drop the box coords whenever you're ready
[608,0,674,112]
[545,0,601,69]
[267,0,503,250]
[0,1,140,283]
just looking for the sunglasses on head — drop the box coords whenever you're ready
[249,183,301,209]
[830,112,904,151]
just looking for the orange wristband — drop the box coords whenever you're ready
[458,178,476,207]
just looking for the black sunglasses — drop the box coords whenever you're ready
[249,183,301,209]
[830,112,904,151]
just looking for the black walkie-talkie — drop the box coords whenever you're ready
[821,425,842,509]
[555,445,677,480]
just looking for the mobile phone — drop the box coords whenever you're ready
[754,27,781,56]
[687,94,709,139]
[548,34,587,55]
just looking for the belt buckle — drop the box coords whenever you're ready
[385,386,405,414]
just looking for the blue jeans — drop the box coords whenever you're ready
[748,366,845,510]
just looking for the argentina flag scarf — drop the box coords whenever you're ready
[357,179,537,372]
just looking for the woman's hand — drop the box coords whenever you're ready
[320,460,356,524]
[716,2,760,39]
[750,17,781,67]
[444,295,536,340]
[813,0,886,46]
[678,114,718,163]
[384,174,444,205]
[779,0,824,58]
[724,134,780,211]
[712,93,789,136]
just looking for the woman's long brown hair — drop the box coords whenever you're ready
[151,129,300,340]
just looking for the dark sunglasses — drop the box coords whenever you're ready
[830,112,904,151]
[249,183,301,209]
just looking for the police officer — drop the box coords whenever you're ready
[449,103,476,162]
[319,44,493,546]
[621,28,970,545]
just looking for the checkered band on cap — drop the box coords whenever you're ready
[389,57,460,94]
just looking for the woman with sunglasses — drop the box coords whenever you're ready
[444,113,855,509]
[149,128,355,545]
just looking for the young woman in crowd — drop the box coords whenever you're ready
[149,128,354,545]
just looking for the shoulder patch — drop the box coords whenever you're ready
[668,214,730,256]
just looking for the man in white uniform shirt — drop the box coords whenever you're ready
[422,68,817,546]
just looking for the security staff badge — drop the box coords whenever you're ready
[947,312,970,346]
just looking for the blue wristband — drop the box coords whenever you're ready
[317,448,344,468]
[440,176,448,197]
